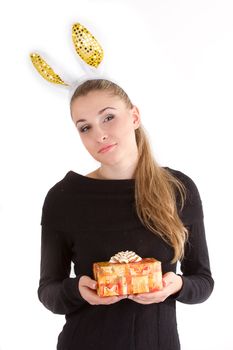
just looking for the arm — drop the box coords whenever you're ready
[38,225,86,315]
[174,171,214,304]
[129,170,214,305]
[175,219,214,304]
[38,186,127,313]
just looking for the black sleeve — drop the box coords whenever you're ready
[37,185,87,315]
[170,169,214,304]
[38,225,86,315]
[175,220,214,304]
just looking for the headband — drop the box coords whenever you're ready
[30,23,114,98]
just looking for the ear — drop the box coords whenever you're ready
[131,105,141,130]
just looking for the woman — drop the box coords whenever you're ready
[38,78,214,350]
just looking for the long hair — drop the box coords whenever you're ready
[70,79,188,263]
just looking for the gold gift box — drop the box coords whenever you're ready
[93,258,163,297]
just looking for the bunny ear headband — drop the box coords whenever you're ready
[30,23,113,98]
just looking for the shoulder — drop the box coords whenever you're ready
[164,167,201,200]
[42,172,71,200]
[164,167,204,223]
[40,171,76,226]
[43,170,84,199]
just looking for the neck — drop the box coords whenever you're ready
[98,154,138,180]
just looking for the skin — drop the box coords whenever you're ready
[70,89,183,305]
[71,90,140,180]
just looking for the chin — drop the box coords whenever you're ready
[96,156,122,166]
[93,151,122,165]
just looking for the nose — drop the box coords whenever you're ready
[101,135,107,141]
[95,128,108,143]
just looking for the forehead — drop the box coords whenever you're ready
[71,90,125,116]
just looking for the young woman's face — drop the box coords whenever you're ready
[71,90,141,166]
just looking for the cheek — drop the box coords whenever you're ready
[118,119,136,140]
[79,135,93,151]
[113,118,132,137]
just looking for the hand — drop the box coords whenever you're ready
[78,275,127,305]
[128,272,183,305]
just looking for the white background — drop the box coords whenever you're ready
[0,0,232,349]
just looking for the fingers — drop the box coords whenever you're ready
[127,272,182,305]
[162,272,183,295]
[128,289,169,304]
[79,273,181,306]
[88,293,127,306]
[78,275,127,305]
[97,295,127,305]
[79,275,97,290]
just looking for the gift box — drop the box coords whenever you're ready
[93,258,163,297]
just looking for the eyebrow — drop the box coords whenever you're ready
[75,107,116,126]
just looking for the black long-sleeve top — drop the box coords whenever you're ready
[38,167,214,350]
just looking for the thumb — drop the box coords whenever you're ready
[162,273,172,288]
[80,276,97,290]
[162,278,167,288]
[89,279,97,290]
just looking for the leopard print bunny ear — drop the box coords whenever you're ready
[29,22,105,87]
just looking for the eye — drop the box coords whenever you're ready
[104,114,115,122]
[79,125,90,133]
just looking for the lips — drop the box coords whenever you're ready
[98,143,117,153]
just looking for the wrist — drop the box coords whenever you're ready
[172,275,183,294]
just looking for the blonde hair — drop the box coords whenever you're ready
[70,79,188,263]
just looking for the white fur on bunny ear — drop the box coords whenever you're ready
[30,22,111,94]
[68,71,120,102]
[68,73,101,101]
